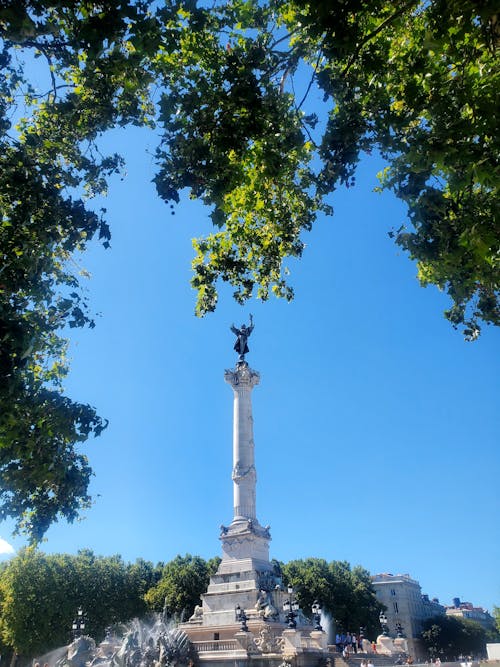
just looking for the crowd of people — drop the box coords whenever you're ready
[335,632,418,665]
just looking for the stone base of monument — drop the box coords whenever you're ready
[179,558,330,667]
[180,620,330,667]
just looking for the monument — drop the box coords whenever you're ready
[35,319,330,667]
[180,318,329,667]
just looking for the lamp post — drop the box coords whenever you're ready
[311,601,322,631]
[71,607,86,639]
[283,586,299,629]
[235,605,249,632]
[379,611,389,636]
[395,622,404,638]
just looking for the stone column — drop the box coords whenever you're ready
[224,362,260,522]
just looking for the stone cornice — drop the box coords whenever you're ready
[225,362,260,389]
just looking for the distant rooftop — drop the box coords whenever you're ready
[372,573,420,585]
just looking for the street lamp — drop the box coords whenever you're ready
[311,601,322,631]
[71,607,86,639]
[395,622,404,638]
[235,604,248,632]
[283,586,299,629]
[379,611,389,636]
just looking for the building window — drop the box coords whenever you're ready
[214,633,220,640]
[394,602,399,614]
[391,589,396,596]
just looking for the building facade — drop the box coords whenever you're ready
[371,573,445,639]
[446,598,496,631]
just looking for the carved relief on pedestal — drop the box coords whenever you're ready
[252,626,286,654]
[220,534,258,559]
[232,462,257,482]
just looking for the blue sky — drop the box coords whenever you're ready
[1,82,499,615]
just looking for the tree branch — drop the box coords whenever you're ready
[25,84,74,100]
[342,0,419,77]
[270,28,299,50]
[291,75,317,148]
[24,41,60,101]
[297,50,323,110]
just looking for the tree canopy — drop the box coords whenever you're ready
[282,558,383,638]
[144,554,220,620]
[0,550,383,658]
[0,548,161,657]
[1,0,498,539]
[155,0,500,338]
[420,615,490,660]
[494,605,500,633]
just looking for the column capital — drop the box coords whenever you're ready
[224,362,260,389]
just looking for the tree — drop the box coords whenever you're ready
[150,0,500,339]
[334,563,383,639]
[282,558,382,637]
[0,0,145,540]
[0,548,156,658]
[494,606,500,633]
[282,558,335,614]
[1,0,498,539]
[421,615,488,660]
[144,554,212,620]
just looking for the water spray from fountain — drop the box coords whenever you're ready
[36,612,194,667]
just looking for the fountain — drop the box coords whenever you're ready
[36,617,194,667]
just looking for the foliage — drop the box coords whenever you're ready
[494,605,500,633]
[150,0,500,337]
[282,558,383,637]
[485,626,500,643]
[152,3,330,314]
[493,606,500,632]
[0,0,150,540]
[0,548,159,657]
[1,0,498,538]
[207,555,222,576]
[144,554,213,620]
[421,615,488,659]
[486,606,500,642]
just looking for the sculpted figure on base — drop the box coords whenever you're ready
[255,589,278,621]
[231,314,254,361]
